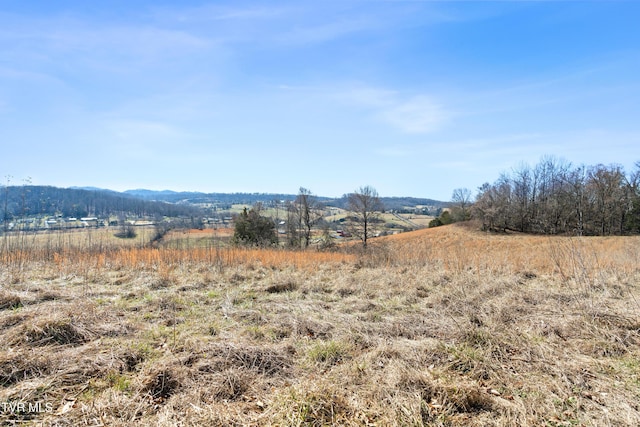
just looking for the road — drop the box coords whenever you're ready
[391,212,421,229]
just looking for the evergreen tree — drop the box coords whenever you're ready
[233,205,278,246]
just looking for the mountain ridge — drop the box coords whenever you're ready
[0,185,447,221]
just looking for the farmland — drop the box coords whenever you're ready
[1,223,639,426]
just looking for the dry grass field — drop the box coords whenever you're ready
[1,223,639,426]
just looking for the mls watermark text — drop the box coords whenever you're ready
[1,401,54,414]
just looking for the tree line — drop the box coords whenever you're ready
[471,157,640,236]
[1,185,203,223]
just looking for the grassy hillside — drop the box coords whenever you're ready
[1,224,639,425]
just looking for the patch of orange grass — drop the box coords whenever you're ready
[48,246,355,272]
[6,224,638,277]
[377,223,640,276]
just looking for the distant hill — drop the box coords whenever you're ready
[323,195,446,214]
[123,189,300,206]
[0,185,447,223]
[121,189,447,212]
[69,186,120,194]
[124,189,184,199]
[0,186,202,220]
[372,196,447,212]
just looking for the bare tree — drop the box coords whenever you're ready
[511,163,533,232]
[296,187,322,248]
[626,161,640,233]
[588,164,626,235]
[474,175,511,232]
[451,187,472,222]
[533,156,572,234]
[346,185,383,248]
[564,164,587,236]
[285,200,301,247]
[285,188,323,248]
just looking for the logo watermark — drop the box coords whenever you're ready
[1,400,54,414]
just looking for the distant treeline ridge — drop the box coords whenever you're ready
[0,186,202,221]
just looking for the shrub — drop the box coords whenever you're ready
[233,206,277,247]
[114,225,137,239]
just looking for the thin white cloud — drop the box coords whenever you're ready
[152,4,286,24]
[378,96,451,134]
[277,83,453,134]
[48,26,211,70]
[1,13,213,76]
[154,3,363,47]
[151,1,452,48]
[332,85,452,134]
[275,16,382,45]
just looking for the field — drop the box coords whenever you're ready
[1,224,640,426]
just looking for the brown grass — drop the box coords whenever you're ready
[46,246,355,275]
[379,221,640,275]
[1,224,639,425]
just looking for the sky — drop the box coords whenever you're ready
[1,0,639,201]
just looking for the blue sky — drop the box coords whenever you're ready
[1,1,639,200]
